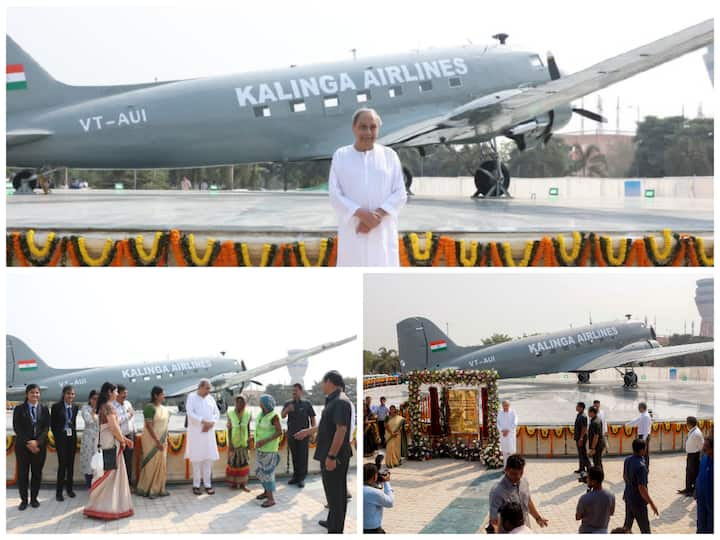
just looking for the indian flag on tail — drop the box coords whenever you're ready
[7,64,27,91]
[17,359,37,371]
[429,340,447,352]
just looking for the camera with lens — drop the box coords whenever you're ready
[375,453,390,483]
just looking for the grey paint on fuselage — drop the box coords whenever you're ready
[449,321,652,378]
[7,42,555,168]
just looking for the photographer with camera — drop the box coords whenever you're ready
[363,458,394,533]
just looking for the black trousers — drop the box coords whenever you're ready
[288,435,309,481]
[16,444,47,503]
[639,434,651,471]
[123,445,134,486]
[591,445,604,472]
[321,458,350,533]
[623,501,651,533]
[576,440,590,472]
[377,420,386,446]
[685,451,701,492]
[364,528,386,533]
[55,435,77,494]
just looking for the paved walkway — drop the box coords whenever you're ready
[376,454,697,534]
[6,473,356,534]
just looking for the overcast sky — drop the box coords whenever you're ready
[6,1,714,133]
[6,269,361,386]
[364,272,712,351]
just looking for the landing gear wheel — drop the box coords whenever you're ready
[577,372,591,384]
[403,166,414,196]
[623,371,638,388]
[12,169,37,192]
[473,160,510,198]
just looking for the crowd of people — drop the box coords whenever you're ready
[12,370,355,532]
[363,396,408,467]
[497,398,713,534]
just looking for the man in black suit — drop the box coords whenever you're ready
[51,385,79,501]
[12,384,50,511]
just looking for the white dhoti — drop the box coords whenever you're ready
[192,460,213,488]
[497,410,518,467]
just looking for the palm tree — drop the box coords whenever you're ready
[569,144,608,177]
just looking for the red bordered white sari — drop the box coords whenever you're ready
[83,423,134,520]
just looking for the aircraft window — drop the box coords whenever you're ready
[449,77,462,88]
[168,373,173,377]
[130,378,136,383]
[290,100,307,113]
[549,348,556,354]
[143,376,150,381]
[253,105,271,118]
[388,86,403,98]
[156,374,162,379]
[324,96,339,108]
[535,351,542,357]
[563,345,570,351]
[419,81,433,92]
[530,55,544,68]
[356,91,371,103]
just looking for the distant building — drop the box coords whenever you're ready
[695,278,713,337]
[286,349,310,387]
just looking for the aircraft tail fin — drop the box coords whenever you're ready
[397,317,478,372]
[6,335,65,387]
[6,34,72,115]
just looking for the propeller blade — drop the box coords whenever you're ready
[547,51,561,80]
[573,108,608,123]
[250,380,263,386]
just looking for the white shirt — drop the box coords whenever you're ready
[509,525,533,534]
[112,400,135,436]
[626,411,652,437]
[329,144,407,267]
[686,426,704,453]
[596,409,607,434]
[497,409,518,454]
[184,391,220,462]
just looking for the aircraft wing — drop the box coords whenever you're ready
[222,335,357,389]
[378,19,713,147]
[568,341,714,372]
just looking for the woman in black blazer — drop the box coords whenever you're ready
[12,384,50,510]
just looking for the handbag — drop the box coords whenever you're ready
[102,448,117,471]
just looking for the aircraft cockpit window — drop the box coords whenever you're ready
[530,55,544,68]
[253,105,271,118]
[388,86,403,98]
[449,77,462,88]
[419,81,433,92]
[291,100,307,113]
[356,91,371,103]
[324,96,339,108]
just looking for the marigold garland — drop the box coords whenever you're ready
[5,229,714,267]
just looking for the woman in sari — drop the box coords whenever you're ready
[226,395,251,491]
[84,382,134,520]
[384,405,403,468]
[399,402,409,459]
[79,390,99,489]
[136,386,170,499]
[254,394,282,508]
[363,402,379,457]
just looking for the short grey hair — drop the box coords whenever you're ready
[352,107,382,126]
[198,378,212,389]
[502,400,510,406]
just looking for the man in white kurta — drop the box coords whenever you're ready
[329,108,408,267]
[185,379,220,492]
[497,400,518,468]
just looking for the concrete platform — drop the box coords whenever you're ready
[370,454,697,534]
[5,472,357,534]
[6,190,713,240]
[365,376,713,424]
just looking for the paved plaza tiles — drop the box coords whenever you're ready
[5,472,357,534]
[376,453,698,534]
